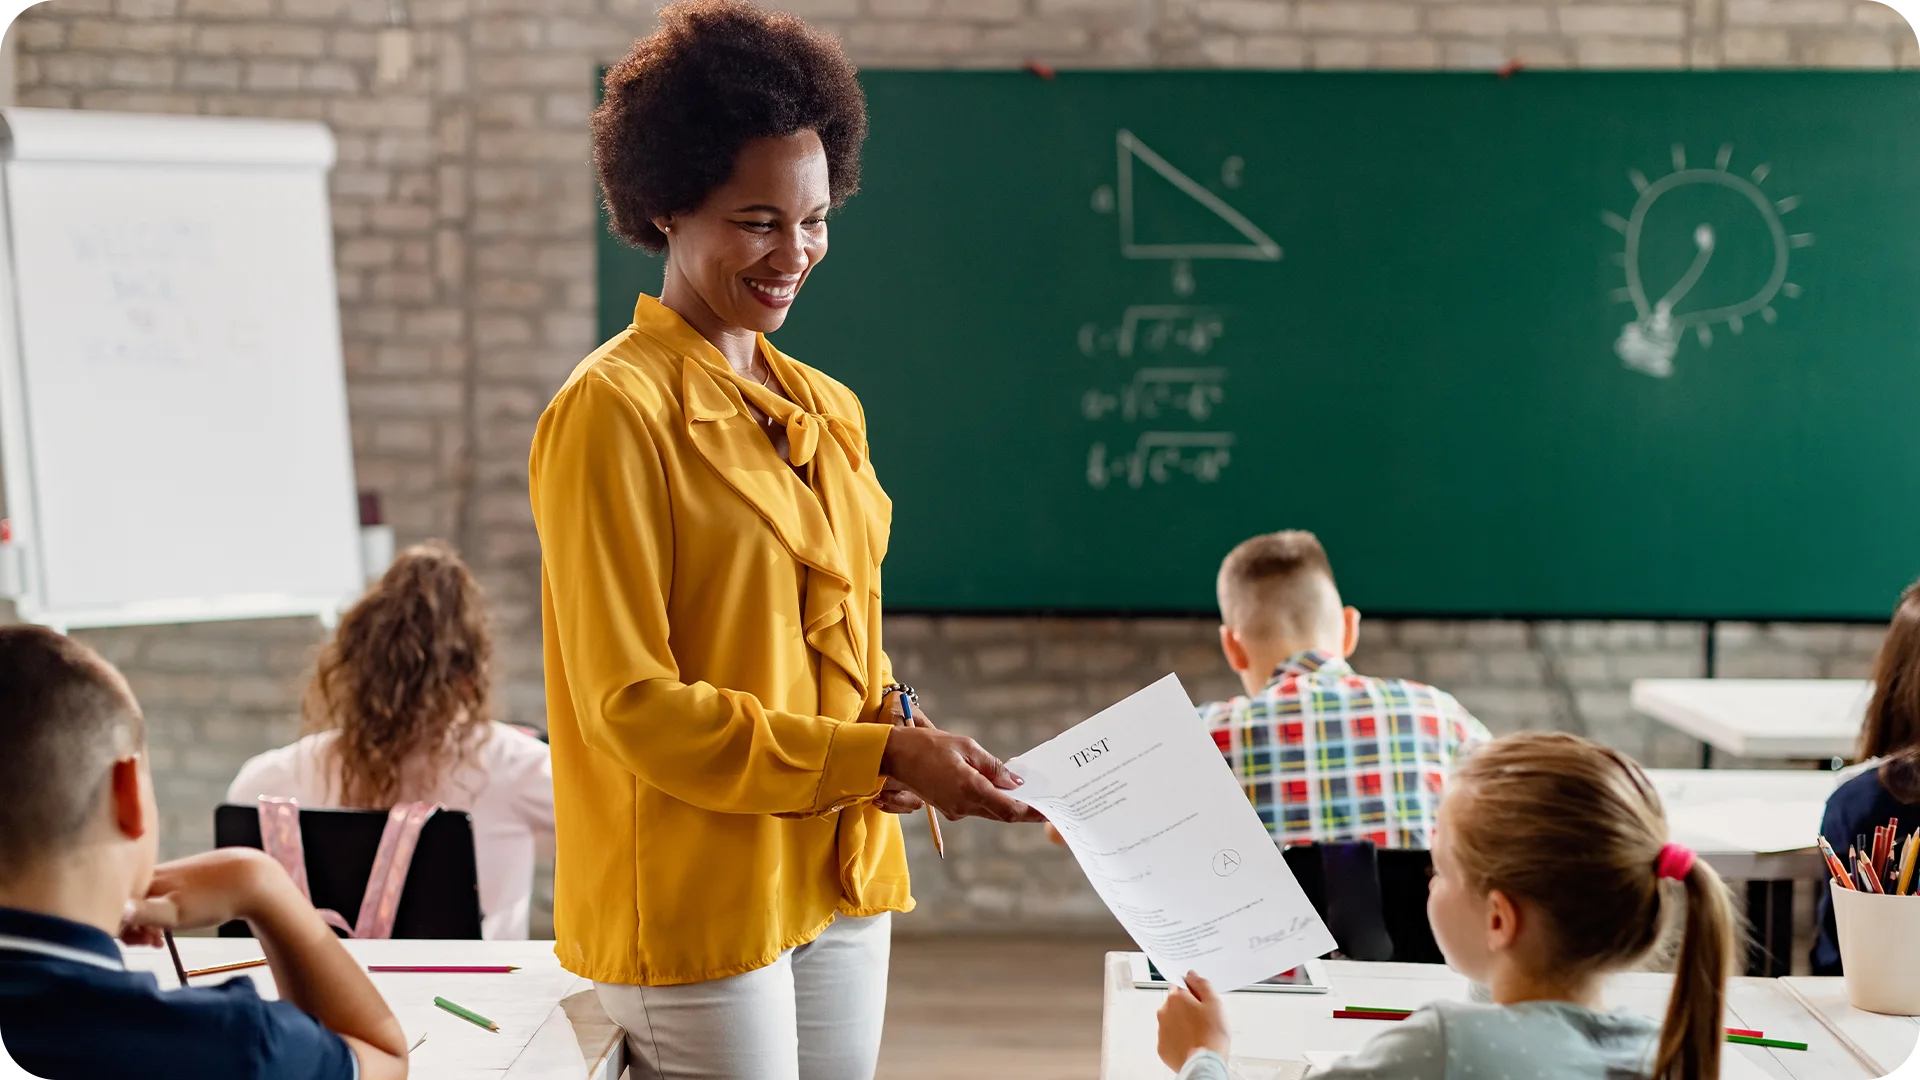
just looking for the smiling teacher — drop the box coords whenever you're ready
[527,4,1043,1079]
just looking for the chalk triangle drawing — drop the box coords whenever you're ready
[1117,130,1281,262]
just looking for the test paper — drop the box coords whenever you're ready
[1008,674,1335,991]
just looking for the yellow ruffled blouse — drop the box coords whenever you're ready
[529,294,911,986]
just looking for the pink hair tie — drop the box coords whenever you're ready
[1655,843,1696,881]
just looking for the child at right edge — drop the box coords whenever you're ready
[1156,732,1738,1080]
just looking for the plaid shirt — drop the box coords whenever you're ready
[1201,650,1490,849]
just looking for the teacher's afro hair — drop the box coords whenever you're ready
[593,0,868,252]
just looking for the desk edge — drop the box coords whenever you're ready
[1780,979,1885,1076]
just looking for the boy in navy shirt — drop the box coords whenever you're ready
[0,625,410,1080]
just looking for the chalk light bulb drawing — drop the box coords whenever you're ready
[1607,144,1812,378]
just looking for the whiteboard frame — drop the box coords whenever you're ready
[0,108,357,632]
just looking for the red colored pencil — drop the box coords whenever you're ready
[1727,1028,1763,1039]
[1819,837,1856,890]
[366,965,519,974]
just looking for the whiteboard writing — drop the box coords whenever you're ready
[69,218,214,263]
[1087,433,1235,490]
[2,114,361,627]
[1082,367,1227,423]
[66,217,233,369]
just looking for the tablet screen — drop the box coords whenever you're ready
[1144,959,1315,987]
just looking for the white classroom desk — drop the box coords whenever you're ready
[1099,954,1869,1080]
[120,937,622,1080]
[1781,977,1920,1077]
[1644,768,1834,978]
[1631,679,1870,764]
[1644,768,1832,882]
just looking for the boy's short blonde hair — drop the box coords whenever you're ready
[1216,530,1342,643]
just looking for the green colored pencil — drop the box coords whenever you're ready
[1345,1007,1413,1016]
[434,995,499,1032]
[1726,1034,1807,1051]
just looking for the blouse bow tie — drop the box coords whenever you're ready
[729,371,866,472]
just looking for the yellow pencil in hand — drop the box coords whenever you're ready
[899,693,944,859]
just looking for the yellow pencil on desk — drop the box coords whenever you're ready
[186,957,269,978]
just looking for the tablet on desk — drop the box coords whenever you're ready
[1128,953,1330,993]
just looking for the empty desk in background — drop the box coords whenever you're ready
[1631,679,1869,766]
[1781,977,1920,1076]
[1097,953,1866,1080]
[1648,768,1833,978]
[120,938,622,1080]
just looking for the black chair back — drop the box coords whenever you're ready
[1284,840,1440,963]
[213,804,483,939]
[1376,846,1444,964]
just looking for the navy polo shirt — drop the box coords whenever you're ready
[1813,766,1920,975]
[0,907,357,1080]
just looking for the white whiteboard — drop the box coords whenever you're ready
[0,107,362,629]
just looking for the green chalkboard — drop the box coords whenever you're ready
[598,71,1920,619]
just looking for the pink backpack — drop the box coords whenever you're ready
[254,796,440,939]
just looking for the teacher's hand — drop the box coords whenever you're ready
[879,726,1046,824]
[872,693,937,815]
[873,779,926,815]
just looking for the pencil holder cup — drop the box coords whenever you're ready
[1833,881,1920,1015]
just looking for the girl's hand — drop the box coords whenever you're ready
[1156,972,1230,1072]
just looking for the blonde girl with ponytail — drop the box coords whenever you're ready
[1156,732,1738,1080]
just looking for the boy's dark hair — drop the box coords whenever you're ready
[592,0,868,252]
[0,625,145,878]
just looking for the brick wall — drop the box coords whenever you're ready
[9,0,1914,935]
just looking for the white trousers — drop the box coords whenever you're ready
[595,913,892,1080]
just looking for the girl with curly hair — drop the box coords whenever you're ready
[227,542,554,940]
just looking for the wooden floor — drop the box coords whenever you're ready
[876,935,1130,1080]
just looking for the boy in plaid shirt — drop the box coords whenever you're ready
[1205,530,1489,848]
